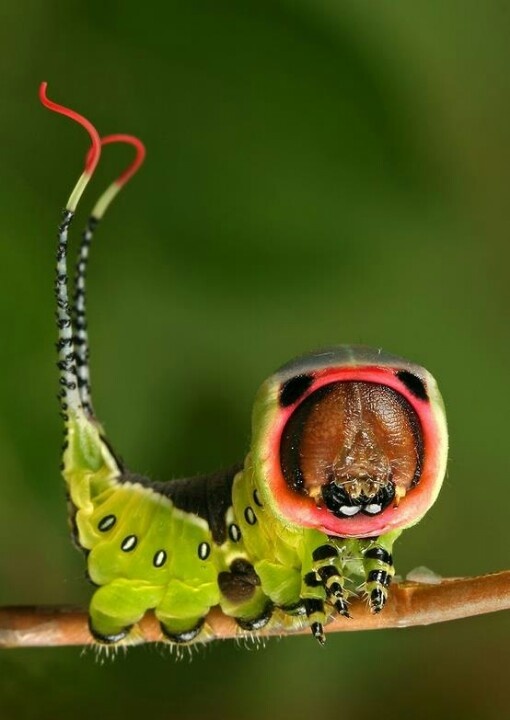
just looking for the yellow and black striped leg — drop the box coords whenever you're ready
[303,570,326,642]
[303,598,326,645]
[318,565,351,619]
[301,549,329,644]
[363,545,394,613]
[309,543,350,619]
[301,542,350,643]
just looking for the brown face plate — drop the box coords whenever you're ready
[280,381,423,510]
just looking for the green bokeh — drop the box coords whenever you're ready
[0,1,509,718]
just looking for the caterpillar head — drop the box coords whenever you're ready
[250,346,448,538]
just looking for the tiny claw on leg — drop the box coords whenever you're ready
[317,565,350,619]
[334,598,351,619]
[304,598,327,645]
[311,621,326,645]
[364,547,394,615]
[370,588,386,614]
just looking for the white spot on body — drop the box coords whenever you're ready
[244,507,256,525]
[121,535,137,552]
[229,524,241,542]
[153,550,167,568]
[198,542,210,560]
[98,514,116,531]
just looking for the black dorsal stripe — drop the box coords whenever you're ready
[120,464,242,545]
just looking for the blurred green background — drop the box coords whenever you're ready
[0,1,509,718]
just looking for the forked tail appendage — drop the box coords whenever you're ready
[73,135,146,417]
[39,82,145,488]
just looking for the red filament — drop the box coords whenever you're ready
[39,82,101,176]
[101,134,146,187]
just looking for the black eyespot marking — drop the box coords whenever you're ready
[396,370,428,401]
[228,524,241,543]
[98,514,116,532]
[244,507,257,525]
[198,542,210,560]
[279,374,314,407]
[121,535,137,552]
[253,489,263,507]
[153,550,167,568]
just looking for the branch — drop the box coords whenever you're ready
[0,570,508,648]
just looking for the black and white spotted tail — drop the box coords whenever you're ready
[40,83,146,424]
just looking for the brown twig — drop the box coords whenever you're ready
[0,570,508,648]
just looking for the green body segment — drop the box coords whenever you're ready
[64,409,399,643]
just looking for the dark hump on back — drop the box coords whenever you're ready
[120,464,242,545]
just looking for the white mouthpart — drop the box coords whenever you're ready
[340,505,360,516]
[364,503,382,515]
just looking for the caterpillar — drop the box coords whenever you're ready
[40,83,448,647]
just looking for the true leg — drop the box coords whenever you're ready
[363,544,395,613]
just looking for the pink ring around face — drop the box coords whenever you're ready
[262,365,445,538]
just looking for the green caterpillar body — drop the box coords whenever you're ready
[65,406,395,644]
[41,84,448,646]
[64,345,447,646]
